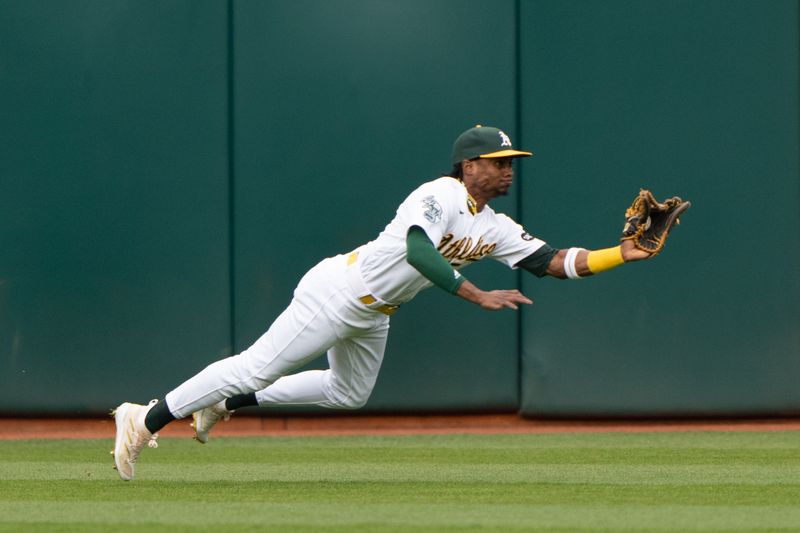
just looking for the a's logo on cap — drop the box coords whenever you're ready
[498,130,512,147]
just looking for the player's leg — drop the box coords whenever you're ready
[255,315,389,409]
[191,312,389,442]
[163,291,342,421]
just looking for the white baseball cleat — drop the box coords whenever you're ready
[110,400,159,481]
[190,400,233,444]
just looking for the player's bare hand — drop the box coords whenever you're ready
[455,280,532,310]
[621,239,653,262]
[478,289,533,311]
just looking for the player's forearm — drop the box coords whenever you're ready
[454,278,484,305]
[546,248,594,278]
[406,226,466,294]
[546,246,625,279]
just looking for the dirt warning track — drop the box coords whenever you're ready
[1,414,799,440]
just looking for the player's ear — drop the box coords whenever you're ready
[461,159,474,176]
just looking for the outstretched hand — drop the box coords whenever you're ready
[477,289,533,311]
[456,279,533,310]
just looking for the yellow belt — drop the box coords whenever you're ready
[357,294,399,316]
[347,252,400,316]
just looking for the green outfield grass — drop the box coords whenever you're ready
[1,431,799,532]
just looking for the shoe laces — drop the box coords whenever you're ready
[126,400,160,463]
[127,431,158,465]
[211,404,232,424]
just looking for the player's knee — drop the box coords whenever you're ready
[323,371,373,410]
[335,394,369,410]
[326,385,370,410]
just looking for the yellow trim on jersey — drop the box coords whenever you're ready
[466,193,477,215]
[587,246,624,274]
[358,295,398,315]
[448,175,478,215]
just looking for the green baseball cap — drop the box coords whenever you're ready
[451,125,532,165]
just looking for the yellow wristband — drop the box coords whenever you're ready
[587,246,624,274]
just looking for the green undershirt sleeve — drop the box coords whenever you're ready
[406,226,466,294]
[515,243,559,278]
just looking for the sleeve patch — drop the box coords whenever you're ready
[421,195,443,223]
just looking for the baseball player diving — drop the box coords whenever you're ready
[111,125,689,480]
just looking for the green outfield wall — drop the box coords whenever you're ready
[517,0,800,416]
[1,0,797,416]
[0,1,232,414]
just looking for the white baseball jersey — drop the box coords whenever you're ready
[354,176,547,304]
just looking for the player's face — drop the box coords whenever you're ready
[472,157,515,198]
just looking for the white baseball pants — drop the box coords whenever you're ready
[165,254,390,419]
